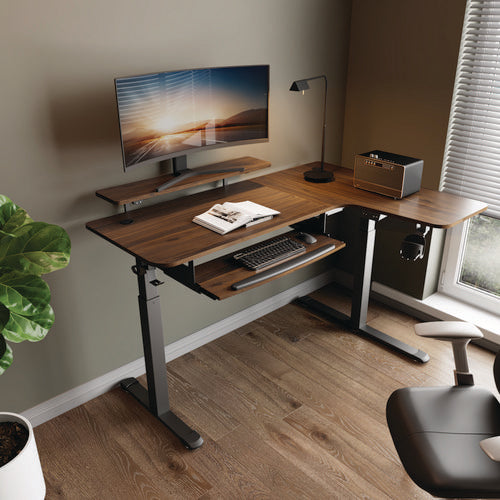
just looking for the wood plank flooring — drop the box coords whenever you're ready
[35,284,497,499]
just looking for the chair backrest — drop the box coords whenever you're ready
[494,351,500,394]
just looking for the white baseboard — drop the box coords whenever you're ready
[372,282,500,344]
[23,269,336,427]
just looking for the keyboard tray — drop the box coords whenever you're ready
[194,231,345,300]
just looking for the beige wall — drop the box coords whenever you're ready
[342,0,466,189]
[1,0,468,413]
[342,0,466,299]
[0,0,352,412]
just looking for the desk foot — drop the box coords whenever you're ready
[295,296,430,364]
[120,378,204,450]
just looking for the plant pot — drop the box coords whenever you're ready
[0,412,46,500]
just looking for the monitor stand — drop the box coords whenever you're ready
[155,155,245,192]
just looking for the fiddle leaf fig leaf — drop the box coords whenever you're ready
[0,195,33,235]
[0,222,71,275]
[0,270,51,317]
[0,303,9,331]
[2,302,54,343]
[0,195,20,227]
[0,329,5,359]
[0,343,13,375]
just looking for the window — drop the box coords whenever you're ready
[440,0,500,315]
[440,215,499,312]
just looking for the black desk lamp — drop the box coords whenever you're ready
[289,75,334,183]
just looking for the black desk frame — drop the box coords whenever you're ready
[117,207,429,450]
[88,161,487,450]
[297,210,429,363]
[120,260,204,449]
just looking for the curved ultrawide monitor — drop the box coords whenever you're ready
[115,65,269,171]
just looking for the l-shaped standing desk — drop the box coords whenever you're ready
[86,158,487,449]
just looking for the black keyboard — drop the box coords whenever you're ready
[233,235,306,271]
[231,243,336,290]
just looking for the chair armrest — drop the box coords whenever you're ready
[481,436,500,462]
[415,322,483,386]
[414,321,483,341]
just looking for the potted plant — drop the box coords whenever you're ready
[0,194,71,499]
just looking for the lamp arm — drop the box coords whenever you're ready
[321,75,327,171]
[300,75,327,170]
[290,74,333,182]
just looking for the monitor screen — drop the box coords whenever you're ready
[115,65,269,171]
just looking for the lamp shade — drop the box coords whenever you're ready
[289,80,310,92]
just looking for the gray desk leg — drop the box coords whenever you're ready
[120,260,203,450]
[297,214,429,363]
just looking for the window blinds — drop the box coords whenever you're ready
[441,0,500,219]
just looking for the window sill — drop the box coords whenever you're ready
[372,282,500,344]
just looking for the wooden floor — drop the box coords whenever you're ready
[35,284,497,499]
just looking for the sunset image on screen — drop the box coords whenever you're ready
[115,66,269,168]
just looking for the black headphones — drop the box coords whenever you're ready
[400,224,430,261]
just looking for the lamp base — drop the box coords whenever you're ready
[303,169,334,183]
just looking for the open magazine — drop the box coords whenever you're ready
[193,201,280,234]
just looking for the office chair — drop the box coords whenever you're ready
[386,321,500,498]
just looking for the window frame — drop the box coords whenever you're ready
[439,218,499,314]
